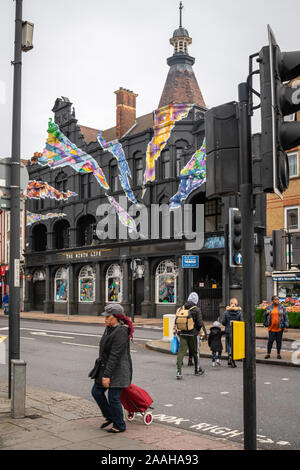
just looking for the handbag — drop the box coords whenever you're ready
[88,358,102,379]
[171,335,180,354]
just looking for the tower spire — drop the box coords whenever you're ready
[179,2,183,28]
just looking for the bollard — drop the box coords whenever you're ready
[162,314,176,342]
[11,359,26,419]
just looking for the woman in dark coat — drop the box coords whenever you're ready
[91,303,133,433]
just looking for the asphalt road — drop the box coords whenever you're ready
[0,318,299,450]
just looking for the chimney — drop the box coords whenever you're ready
[114,88,138,139]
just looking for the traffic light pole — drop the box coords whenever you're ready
[238,82,257,450]
[9,0,23,398]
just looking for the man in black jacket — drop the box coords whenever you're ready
[175,292,207,380]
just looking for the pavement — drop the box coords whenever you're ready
[0,309,299,450]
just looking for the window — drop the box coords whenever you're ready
[176,148,183,177]
[161,149,170,179]
[106,264,123,303]
[135,157,143,186]
[285,206,299,231]
[287,152,298,177]
[205,198,222,232]
[79,265,96,302]
[54,267,68,302]
[80,174,87,199]
[155,259,178,304]
[111,163,118,192]
[55,171,68,193]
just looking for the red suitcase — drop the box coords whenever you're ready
[121,383,153,425]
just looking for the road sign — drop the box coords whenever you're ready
[235,253,243,265]
[182,255,199,268]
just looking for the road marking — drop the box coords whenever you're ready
[0,327,8,330]
[20,337,35,341]
[61,342,98,348]
[264,382,271,385]
[20,327,101,338]
[165,404,174,407]
[220,391,229,395]
[30,332,74,339]
[276,441,291,446]
[194,397,204,400]
[282,378,289,381]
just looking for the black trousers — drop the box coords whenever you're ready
[267,330,283,354]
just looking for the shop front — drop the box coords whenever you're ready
[272,270,300,301]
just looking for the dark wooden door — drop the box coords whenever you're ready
[134,278,144,316]
[33,281,46,311]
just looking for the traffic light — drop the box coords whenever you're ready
[205,102,240,198]
[259,25,300,198]
[269,229,286,271]
[229,208,242,267]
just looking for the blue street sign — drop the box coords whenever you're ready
[235,253,243,265]
[182,255,199,268]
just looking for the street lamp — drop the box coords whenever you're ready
[9,0,34,398]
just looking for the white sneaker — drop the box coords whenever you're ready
[216,359,221,366]
[212,362,216,367]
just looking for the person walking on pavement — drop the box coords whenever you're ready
[221,298,243,367]
[175,292,207,380]
[264,295,289,359]
[91,304,133,434]
[2,293,9,315]
[208,321,225,367]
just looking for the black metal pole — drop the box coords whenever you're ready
[8,0,22,398]
[131,271,135,323]
[238,82,257,450]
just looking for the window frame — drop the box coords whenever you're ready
[105,264,123,303]
[285,205,300,232]
[78,265,96,303]
[155,259,178,305]
[287,151,298,178]
[54,267,69,303]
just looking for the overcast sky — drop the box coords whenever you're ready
[1,0,300,159]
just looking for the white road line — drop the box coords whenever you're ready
[0,327,8,330]
[282,378,289,381]
[220,391,229,395]
[20,337,35,340]
[61,342,98,348]
[194,397,204,400]
[264,382,271,385]
[165,404,174,407]
[30,332,74,339]
[276,441,291,446]
[20,327,101,338]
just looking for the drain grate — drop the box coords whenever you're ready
[26,414,42,420]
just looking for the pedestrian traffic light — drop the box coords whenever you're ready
[229,208,242,267]
[205,102,240,198]
[259,25,300,198]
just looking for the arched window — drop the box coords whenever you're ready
[53,219,70,249]
[161,149,170,179]
[79,265,96,303]
[32,224,47,252]
[155,259,178,304]
[54,267,68,302]
[77,214,96,246]
[55,171,68,193]
[106,264,123,303]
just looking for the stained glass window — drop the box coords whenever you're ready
[55,267,68,302]
[79,265,96,302]
[156,259,178,304]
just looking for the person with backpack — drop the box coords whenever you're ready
[208,321,226,367]
[174,292,207,380]
[221,298,243,367]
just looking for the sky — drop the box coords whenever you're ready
[1,0,300,159]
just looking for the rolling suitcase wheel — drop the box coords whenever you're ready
[143,412,153,425]
[126,411,135,421]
